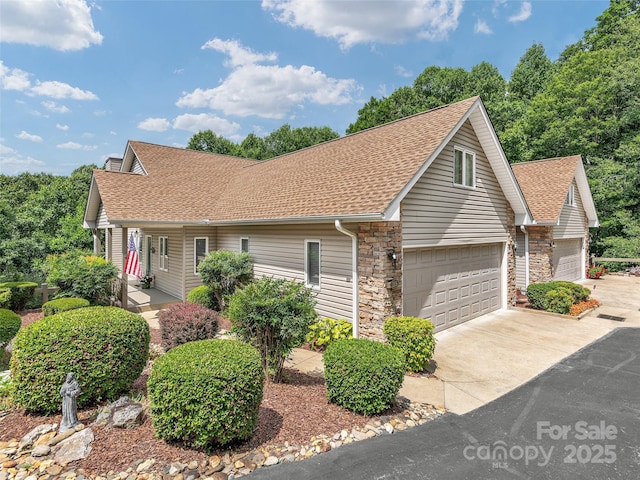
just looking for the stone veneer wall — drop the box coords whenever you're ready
[506,205,517,307]
[357,222,402,340]
[527,226,554,283]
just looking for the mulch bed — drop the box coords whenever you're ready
[0,310,399,475]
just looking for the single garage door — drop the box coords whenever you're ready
[553,238,583,281]
[403,243,503,332]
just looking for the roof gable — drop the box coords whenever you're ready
[511,155,599,227]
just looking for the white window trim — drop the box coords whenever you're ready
[565,184,576,206]
[194,237,208,275]
[159,236,169,272]
[453,146,476,189]
[240,237,249,253]
[305,239,321,290]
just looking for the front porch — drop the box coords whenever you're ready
[125,277,179,313]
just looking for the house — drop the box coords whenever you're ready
[511,156,599,288]
[85,96,538,337]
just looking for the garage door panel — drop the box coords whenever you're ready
[554,239,582,281]
[403,243,502,331]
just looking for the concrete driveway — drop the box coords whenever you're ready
[401,274,640,414]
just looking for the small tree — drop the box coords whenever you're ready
[227,277,317,382]
[197,250,253,310]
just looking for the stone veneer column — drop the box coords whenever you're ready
[506,205,517,307]
[357,222,402,340]
[527,226,554,283]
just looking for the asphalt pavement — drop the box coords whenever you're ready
[248,327,640,479]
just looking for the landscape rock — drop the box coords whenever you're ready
[19,424,57,450]
[31,444,52,457]
[52,428,94,465]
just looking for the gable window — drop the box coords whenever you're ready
[194,237,208,274]
[454,147,475,188]
[159,236,169,271]
[305,240,320,289]
[565,184,575,206]
[240,237,249,253]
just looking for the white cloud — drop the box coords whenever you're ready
[508,1,532,23]
[177,39,358,119]
[0,152,46,175]
[202,38,277,67]
[56,124,70,131]
[57,141,96,150]
[31,81,98,100]
[16,131,43,143]
[475,19,493,34]
[394,65,413,78]
[0,143,16,154]
[0,61,31,91]
[138,117,171,132]
[42,100,70,113]
[262,0,463,48]
[172,114,240,135]
[0,0,103,51]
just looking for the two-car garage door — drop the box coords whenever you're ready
[403,243,503,332]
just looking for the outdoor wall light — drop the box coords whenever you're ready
[387,248,398,268]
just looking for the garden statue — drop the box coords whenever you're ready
[60,372,80,432]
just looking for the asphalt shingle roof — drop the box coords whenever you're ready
[92,97,479,224]
[511,155,581,224]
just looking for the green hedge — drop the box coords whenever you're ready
[0,282,37,311]
[527,281,591,312]
[186,285,219,311]
[148,339,263,450]
[383,316,436,372]
[10,306,149,414]
[0,288,11,309]
[323,338,405,415]
[0,309,21,347]
[42,297,90,317]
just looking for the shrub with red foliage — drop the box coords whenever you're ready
[159,302,219,351]
[569,298,600,316]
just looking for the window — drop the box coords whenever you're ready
[240,237,249,253]
[159,236,169,271]
[454,147,475,188]
[565,184,575,206]
[194,237,208,274]
[305,240,320,288]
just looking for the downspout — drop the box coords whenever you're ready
[520,225,529,288]
[335,220,359,338]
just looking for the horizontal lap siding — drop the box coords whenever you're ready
[142,228,184,299]
[111,227,123,269]
[554,179,586,239]
[184,227,216,296]
[402,121,508,248]
[96,203,110,229]
[216,224,353,321]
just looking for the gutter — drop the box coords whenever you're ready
[334,220,359,338]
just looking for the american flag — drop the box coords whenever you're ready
[124,233,141,278]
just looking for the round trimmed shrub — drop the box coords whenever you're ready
[306,318,352,351]
[42,297,90,317]
[0,282,37,311]
[545,287,574,314]
[159,302,220,351]
[0,288,11,309]
[186,285,219,311]
[323,338,406,415]
[10,306,150,414]
[0,308,21,347]
[148,339,264,450]
[383,316,436,373]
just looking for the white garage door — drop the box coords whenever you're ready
[553,238,583,281]
[403,243,503,332]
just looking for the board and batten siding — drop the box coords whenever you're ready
[183,227,217,296]
[401,121,509,248]
[140,228,184,299]
[216,224,354,321]
[554,179,586,240]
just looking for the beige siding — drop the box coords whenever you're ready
[111,227,123,269]
[554,179,586,239]
[515,230,527,289]
[96,203,110,229]
[402,121,509,248]
[184,227,217,296]
[217,224,354,321]
[131,157,145,174]
[142,228,184,299]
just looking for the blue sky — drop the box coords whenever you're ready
[0,0,608,176]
